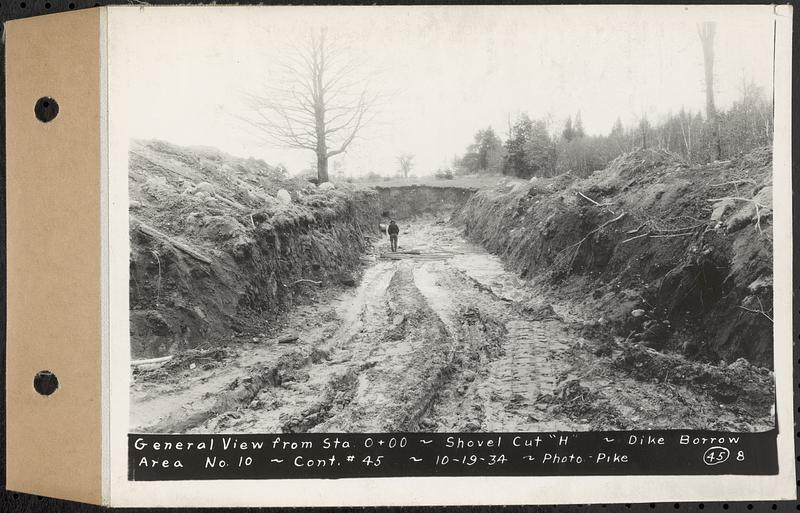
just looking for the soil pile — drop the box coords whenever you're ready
[456,147,774,368]
[129,139,380,358]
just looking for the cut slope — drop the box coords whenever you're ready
[129,139,380,358]
[457,147,774,368]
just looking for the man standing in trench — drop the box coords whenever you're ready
[387,219,399,252]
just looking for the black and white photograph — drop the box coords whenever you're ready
[125,5,778,437]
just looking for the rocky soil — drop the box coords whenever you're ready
[457,147,774,368]
[130,144,774,434]
[131,219,774,434]
[129,139,380,358]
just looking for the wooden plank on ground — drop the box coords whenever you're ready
[132,217,213,264]
[131,355,173,367]
[214,194,248,210]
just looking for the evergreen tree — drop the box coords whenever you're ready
[574,111,585,138]
[562,115,575,142]
[504,114,535,176]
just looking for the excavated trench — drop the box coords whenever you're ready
[131,183,775,434]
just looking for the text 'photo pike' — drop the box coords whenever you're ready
[127,7,778,437]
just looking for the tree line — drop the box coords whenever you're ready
[453,22,772,180]
[452,82,773,180]
[245,23,772,184]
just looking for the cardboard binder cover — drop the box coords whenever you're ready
[6,8,105,504]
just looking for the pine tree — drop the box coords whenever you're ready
[562,116,575,142]
[574,111,585,138]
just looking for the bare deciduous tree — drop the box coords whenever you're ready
[397,153,414,178]
[698,21,722,160]
[242,29,379,183]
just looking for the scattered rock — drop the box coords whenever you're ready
[630,309,646,318]
[754,185,773,209]
[726,209,754,233]
[463,420,481,432]
[521,302,561,321]
[309,348,330,364]
[195,181,215,195]
[338,273,357,287]
[277,334,299,344]
[276,188,292,204]
[710,198,735,222]
[727,357,751,371]
[318,181,335,191]
[555,379,588,401]
[747,275,772,294]
[593,338,615,357]
[200,215,245,241]
[418,418,438,430]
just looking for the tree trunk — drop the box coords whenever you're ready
[317,153,329,183]
[699,22,721,160]
[700,24,716,122]
[315,105,329,182]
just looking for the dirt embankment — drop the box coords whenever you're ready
[129,140,380,358]
[131,219,774,433]
[456,147,774,368]
[375,185,476,220]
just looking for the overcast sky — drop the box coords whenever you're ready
[113,5,777,177]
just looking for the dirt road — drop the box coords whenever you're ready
[131,217,775,433]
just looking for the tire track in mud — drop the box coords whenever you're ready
[186,261,458,434]
[310,264,457,432]
[133,221,576,434]
[413,260,574,432]
[221,250,576,434]
[503,320,559,398]
[134,261,398,434]
[132,219,776,433]
[483,319,573,431]
[211,262,402,434]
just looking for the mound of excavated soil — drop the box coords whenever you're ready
[457,147,774,368]
[129,139,380,358]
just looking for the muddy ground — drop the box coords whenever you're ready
[131,216,774,434]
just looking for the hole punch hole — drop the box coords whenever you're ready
[34,96,59,123]
[33,370,58,396]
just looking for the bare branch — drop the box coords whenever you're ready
[238,28,379,182]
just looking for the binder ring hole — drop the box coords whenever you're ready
[33,370,59,396]
[34,96,59,123]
